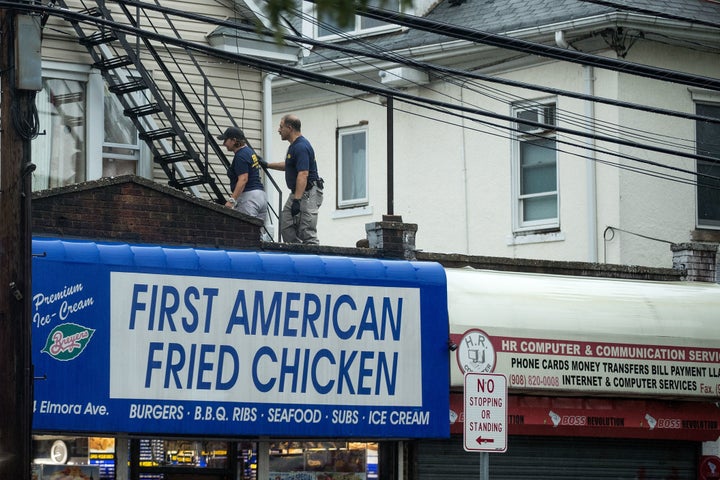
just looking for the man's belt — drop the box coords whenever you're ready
[306,178,324,191]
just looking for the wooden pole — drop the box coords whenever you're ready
[0,3,34,479]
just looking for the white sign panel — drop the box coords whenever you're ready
[455,329,720,399]
[110,272,422,405]
[463,373,507,452]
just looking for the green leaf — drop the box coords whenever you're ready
[42,323,96,361]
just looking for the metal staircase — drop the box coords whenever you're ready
[52,0,282,224]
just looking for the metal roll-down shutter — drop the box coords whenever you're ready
[414,435,698,480]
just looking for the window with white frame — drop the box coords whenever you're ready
[337,126,369,208]
[32,76,88,190]
[696,103,720,229]
[315,0,400,39]
[103,83,141,177]
[32,64,145,191]
[511,101,559,232]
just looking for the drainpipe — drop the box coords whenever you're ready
[556,31,598,262]
[263,73,277,162]
[460,83,470,254]
[387,95,394,215]
[583,65,598,263]
[263,72,278,240]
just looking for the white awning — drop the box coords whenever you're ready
[446,267,720,398]
[447,267,720,341]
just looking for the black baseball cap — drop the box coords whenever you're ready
[217,126,245,141]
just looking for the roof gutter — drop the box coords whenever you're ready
[277,11,720,83]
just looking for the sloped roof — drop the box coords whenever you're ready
[424,0,720,35]
[301,0,720,65]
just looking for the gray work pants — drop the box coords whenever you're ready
[280,186,323,244]
[234,189,268,222]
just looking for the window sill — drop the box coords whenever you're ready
[506,230,565,246]
[332,205,373,219]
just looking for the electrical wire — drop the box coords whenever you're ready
[251,6,720,191]
[354,4,720,91]
[253,68,720,191]
[577,0,720,29]
[289,4,720,163]
[103,0,720,161]
[288,5,709,155]
[95,0,720,179]
[288,3,720,159]
[19,1,720,186]
[229,0,247,120]
[109,0,720,126]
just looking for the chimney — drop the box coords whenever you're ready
[671,242,719,282]
[365,215,418,260]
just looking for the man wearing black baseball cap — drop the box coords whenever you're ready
[217,126,267,222]
[217,126,245,142]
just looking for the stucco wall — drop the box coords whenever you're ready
[272,39,720,269]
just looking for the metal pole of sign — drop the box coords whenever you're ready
[480,452,489,479]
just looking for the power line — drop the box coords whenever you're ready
[263,7,720,188]
[113,0,720,127]
[292,5,720,159]
[577,0,720,30]
[102,1,720,158]
[287,6,715,157]
[273,69,720,190]
[355,4,720,91]
[21,2,720,173]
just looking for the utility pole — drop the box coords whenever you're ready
[0,2,37,479]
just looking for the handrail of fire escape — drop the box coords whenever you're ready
[112,0,282,224]
[62,0,225,201]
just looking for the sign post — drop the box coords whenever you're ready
[463,373,507,453]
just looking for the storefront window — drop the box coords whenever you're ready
[269,442,378,480]
[32,437,379,479]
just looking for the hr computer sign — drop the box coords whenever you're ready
[463,373,507,452]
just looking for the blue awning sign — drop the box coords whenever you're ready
[32,239,449,438]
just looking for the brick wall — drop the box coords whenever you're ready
[32,175,262,249]
[671,242,719,283]
[31,177,704,282]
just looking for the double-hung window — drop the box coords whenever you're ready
[32,63,146,192]
[511,101,559,232]
[315,0,400,39]
[103,83,142,177]
[696,103,720,229]
[32,73,89,190]
[337,125,369,208]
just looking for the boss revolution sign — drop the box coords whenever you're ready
[31,239,449,438]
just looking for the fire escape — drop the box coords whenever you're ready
[52,0,282,224]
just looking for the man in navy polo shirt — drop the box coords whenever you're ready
[266,114,323,244]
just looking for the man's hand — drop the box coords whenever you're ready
[291,199,301,217]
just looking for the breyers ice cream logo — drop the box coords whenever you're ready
[42,323,95,361]
[457,329,496,374]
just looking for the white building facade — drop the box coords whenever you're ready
[270,0,720,270]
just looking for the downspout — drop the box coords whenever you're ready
[556,31,598,262]
[460,84,470,254]
[583,65,598,263]
[263,72,278,240]
[262,73,276,164]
